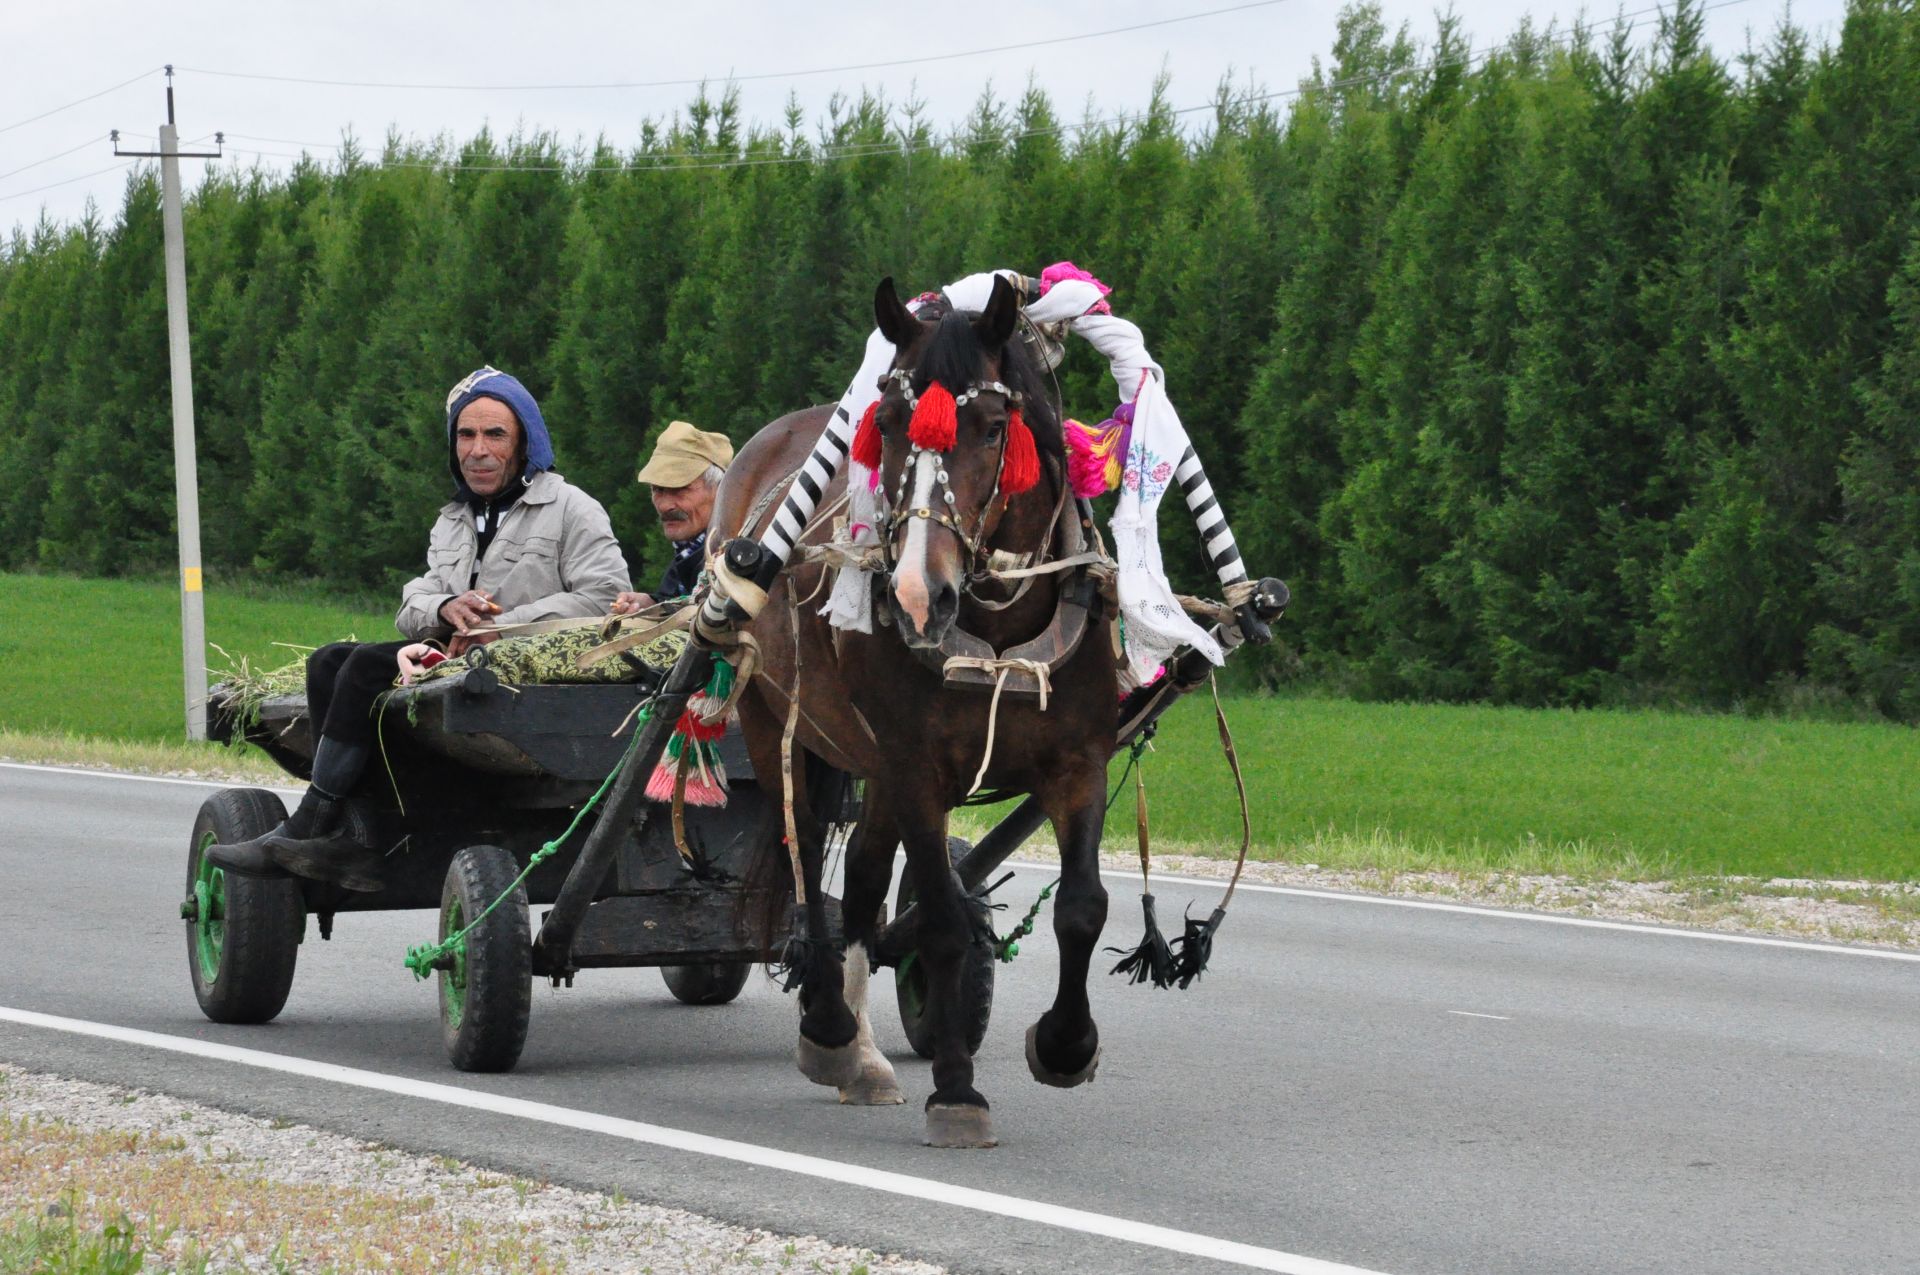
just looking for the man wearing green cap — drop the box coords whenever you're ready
[611,420,735,613]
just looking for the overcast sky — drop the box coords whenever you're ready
[3,0,1847,236]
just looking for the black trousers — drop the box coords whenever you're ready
[305,640,410,748]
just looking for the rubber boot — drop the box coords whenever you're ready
[207,739,384,892]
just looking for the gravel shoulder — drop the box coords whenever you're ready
[0,1065,943,1275]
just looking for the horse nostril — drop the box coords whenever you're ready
[931,581,959,626]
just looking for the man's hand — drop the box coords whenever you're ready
[396,642,446,685]
[445,630,503,658]
[609,591,654,616]
[439,589,500,635]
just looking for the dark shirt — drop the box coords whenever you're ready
[465,478,527,586]
[656,531,707,600]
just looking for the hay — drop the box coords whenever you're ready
[209,642,319,731]
[210,628,689,725]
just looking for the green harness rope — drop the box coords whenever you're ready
[991,878,1057,961]
[983,733,1155,963]
[403,723,645,980]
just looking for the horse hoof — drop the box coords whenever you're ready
[794,1036,863,1088]
[839,1064,905,1106]
[924,1104,997,1148]
[1025,1022,1101,1088]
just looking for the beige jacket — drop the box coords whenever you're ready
[394,470,631,640]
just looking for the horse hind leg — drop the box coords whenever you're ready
[738,693,863,1089]
[1028,795,1108,1088]
[901,809,997,1148]
[834,812,904,1106]
[834,942,904,1105]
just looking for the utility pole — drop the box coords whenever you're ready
[113,68,222,741]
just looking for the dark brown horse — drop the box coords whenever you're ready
[712,275,1117,1147]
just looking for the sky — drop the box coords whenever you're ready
[2,0,1849,236]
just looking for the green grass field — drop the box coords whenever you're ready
[0,572,392,740]
[4,571,1916,882]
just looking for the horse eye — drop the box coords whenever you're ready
[984,420,1005,444]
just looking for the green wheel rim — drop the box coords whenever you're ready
[192,834,226,984]
[895,950,927,1020]
[440,899,469,1031]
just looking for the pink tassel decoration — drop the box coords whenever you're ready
[1065,416,1125,497]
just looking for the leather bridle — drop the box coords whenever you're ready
[877,365,1023,582]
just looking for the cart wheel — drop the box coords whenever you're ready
[185,789,304,1024]
[660,962,751,1005]
[438,845,532,1073]
[893,841,995,1059]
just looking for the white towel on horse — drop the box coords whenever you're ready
[1052,293,1223,681]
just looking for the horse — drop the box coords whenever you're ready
[711,274,1119,1148]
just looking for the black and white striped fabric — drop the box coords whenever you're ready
[1176,443,1246,586]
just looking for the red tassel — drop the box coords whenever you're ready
[909,381,958,452]
[851,400,882,470]
[1001,409,1040,495]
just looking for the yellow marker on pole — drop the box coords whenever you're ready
[183,567,203,592]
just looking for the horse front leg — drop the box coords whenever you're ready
[900,797,996,1148]
[1028,774,1109,1087]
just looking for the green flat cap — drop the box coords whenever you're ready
[638,420,734,487]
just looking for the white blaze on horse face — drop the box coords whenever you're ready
[891,448,940,635]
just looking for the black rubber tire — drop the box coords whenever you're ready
[660,962,752,1005]
[186,788,304,1025]
[438,845,532,1073]
[893,840,996,1059]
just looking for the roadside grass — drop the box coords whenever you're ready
[6,571,1917,884]
[0,730,286,786]
[0,1199,171,1275]
[974,693,1920,882]
[0,571,391,742]
[0,1112,562,1273]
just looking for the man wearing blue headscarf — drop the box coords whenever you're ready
[208,367,630,891]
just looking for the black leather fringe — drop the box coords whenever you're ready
[1106,893,1177,988]
[1171,904,1227,988]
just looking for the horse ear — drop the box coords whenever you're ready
[971,273,1019,349]
[873,277,917,348]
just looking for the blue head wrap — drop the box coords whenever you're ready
[443,366,554,498]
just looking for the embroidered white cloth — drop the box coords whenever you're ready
[1029,280,1223,681]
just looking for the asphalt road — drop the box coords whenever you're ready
[3,762,1917,1275]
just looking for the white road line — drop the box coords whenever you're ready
[0,1006,1388,1275]
[0,761,301,796]
[10,762,1917,965]
[1011,861,1920,964]
[1447,1011,1511,1021]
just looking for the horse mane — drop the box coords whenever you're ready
[913,310,1064,466]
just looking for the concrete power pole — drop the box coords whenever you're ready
[114,68,223,741]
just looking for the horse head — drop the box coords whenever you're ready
[867,274,1055,649]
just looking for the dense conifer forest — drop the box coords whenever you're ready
[4,0,1917,718]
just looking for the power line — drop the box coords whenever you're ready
[0,133,109,183]
[178,1,1292,92]
[0,161,135,206]
[0,66,163,136]
[15,0,1753,211]
[216,0,1745,180]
